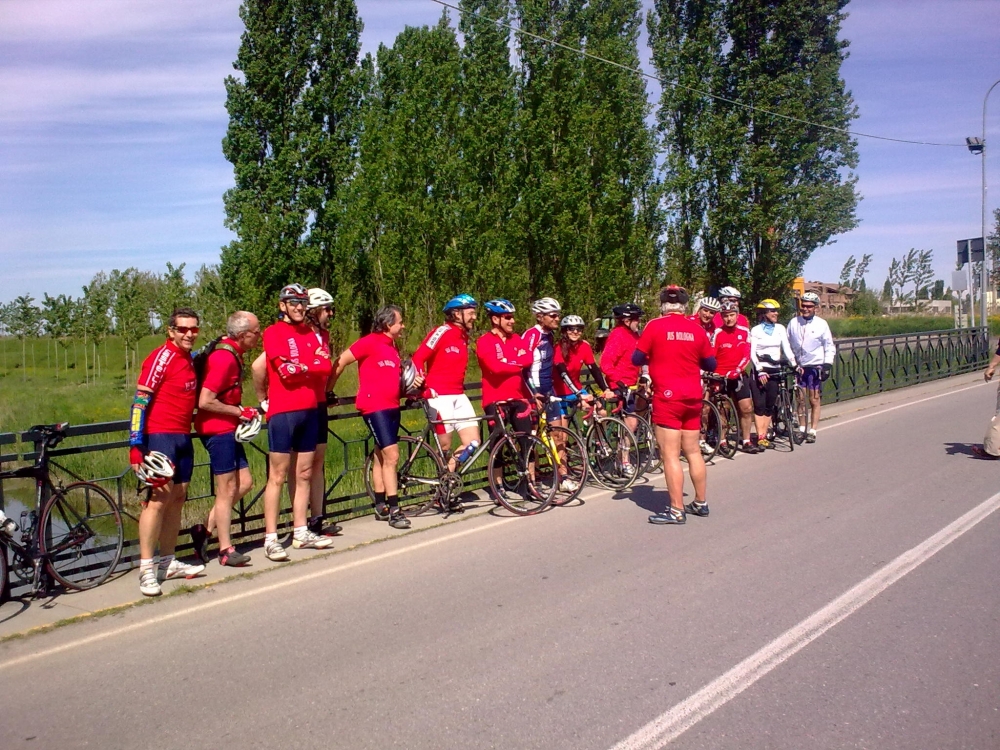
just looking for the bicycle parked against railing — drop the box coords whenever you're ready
[0,423,124,600]
[363,400,559,517]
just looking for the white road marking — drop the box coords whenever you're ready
[819,381,987,432]
[0,516,519,672]
[609,489,1000,750]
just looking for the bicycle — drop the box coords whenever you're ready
[363,400,559,517]
[769,366,805,451]
[0,423,124,600]
[702,374,740,460]
[611,383,660,476]
[565,390,640,492]
[535,394,588,505]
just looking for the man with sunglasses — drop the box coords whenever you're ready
[259,283,333,561]
[521,297,563,425]
[130,307,205,596]
[787,291,835,443]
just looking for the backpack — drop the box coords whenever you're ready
[192,338,242,397]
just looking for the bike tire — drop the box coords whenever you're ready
[631,414,661,475]
[40,481,123,591]
[698,399,724,462]
[585,416,639,491]
[545,425,588,506]
[0,541,9,604]
[712,395,740,459]
[774,391,795,452]
[364,436,445,517]
[487,433,556,516]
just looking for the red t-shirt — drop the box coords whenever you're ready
[711,325,752,378]
[713,311,750,330]
[553,340,595,396]
[194,338,244,436]
[349,332,401,414]
[263,319,330,416]
[138,340,197,434]
[635,314,713,403]
[476,330,531,407]
[412,323,469,397]
[600,325,641,387]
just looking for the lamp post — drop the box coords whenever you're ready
[968,79,1000,329]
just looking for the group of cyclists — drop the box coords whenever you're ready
[127,281,836,596]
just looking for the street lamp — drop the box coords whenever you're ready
[968,79,1000,328]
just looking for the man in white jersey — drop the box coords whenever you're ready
[787,292,835,443]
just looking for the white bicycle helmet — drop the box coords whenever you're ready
[531,297,562,315]
[697,296,722,312]
[235,413,263,443]
[718,286,742,299]
[400,358,420,396]
[800,291,821,304]
[307,287,333,309]
[135,451,175,487]
[560,315,586,328]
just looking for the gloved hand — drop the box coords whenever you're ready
[239,406,259,422]
[129,446,145,469]
[821,363,832,382]
[277,360,308,380]
[259,399,269,415]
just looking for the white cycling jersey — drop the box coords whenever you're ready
[750,322,797,371]
[787,315,835,368]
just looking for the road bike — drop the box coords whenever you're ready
[363,400,559,517]
[1,423,124,601]
[769,366,805,451]
[564,390,640,492]
[611,384,660,476]
[702,374,740,460]
[535,394,588,505]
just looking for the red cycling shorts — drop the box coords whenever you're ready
[652,397,702,431]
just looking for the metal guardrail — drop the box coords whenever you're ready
[0,328,992,594]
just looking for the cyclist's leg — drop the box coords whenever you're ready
[146,434,193,560]
[654,425,684,512]
[309,404,329,519]
[749,373,769,441]
[365,409,402,512]
[264,412,296,534]
[808,383,822,431]
[202,433,243,554]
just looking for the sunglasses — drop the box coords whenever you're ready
[543,312,561,318]
[499,314,515,321]
[284,299,307,307]
[171,326,200,334]
[800,303,816,309]
[564,326,584,333]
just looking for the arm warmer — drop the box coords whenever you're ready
[556,363,578,394]
[129,389,151,446]
[586,362,608,391]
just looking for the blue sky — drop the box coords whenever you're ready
[2,0,999,303]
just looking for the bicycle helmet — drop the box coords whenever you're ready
[800,291,821,305]
[484,299,516,315]
[756,298,781,310]
[659,285,690,305]
[399,358,420,396]
[560,315,586,328]
[612,303,643,319]
[697,296,722,312]
[279,283,309,302]
[135,451,175,488]
[718,286,742,299]
[720,300,740,313]
[531,297,562,315]
[443,294,477,312]
[235,413,263,443]
[307,287,333,309]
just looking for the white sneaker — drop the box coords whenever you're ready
[158,559,206,582]
[700,440,712,455]
[139,567,162,597]
[264,539,289,561]
[559,478,580,493]
[622,463,636,477]
[292,530,334,549]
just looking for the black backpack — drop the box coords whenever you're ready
[192,338,242,397]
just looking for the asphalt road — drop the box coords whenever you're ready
[2,377,999,749]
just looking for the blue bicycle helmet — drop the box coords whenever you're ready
[443,294,477,312]
[484,299,516,315]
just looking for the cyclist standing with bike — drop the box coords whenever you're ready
[633,287,717,525]
[190,311,260,568]
[714,286,750,329]
[600,302,647,464]
[554,315,612,401]
[331,305,423,530]
[413,294,480,485]
[259,284,334,561]
[711,301,757,454]
[787,291,835,444]
[750,299,798,449]
[130,307,206,596]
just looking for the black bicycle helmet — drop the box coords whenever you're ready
[612,303,643,318]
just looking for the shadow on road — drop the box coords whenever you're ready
[944,442,994,459]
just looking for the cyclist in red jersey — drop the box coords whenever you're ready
[692,296,721,336]
[189,311,261,568]
[713,286,750,329]
[259,284,334,561]
[331,305,423,530]
[129,307,205,596]
[413,294,479,483]
[633,287,717,525]
[554,315,612,401]
[600,302,647,453]
[711,301,757,454]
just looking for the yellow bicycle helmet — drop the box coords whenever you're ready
[755,299,781,310]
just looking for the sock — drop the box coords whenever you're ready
[139,557,154,571]
[387,494,399,510]
[264,532,277,545]
[374,491,387,508]
[293,525,307,539]
[158,554,174,569]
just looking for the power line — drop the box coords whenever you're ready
[429,0,965,149]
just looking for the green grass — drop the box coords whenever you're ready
[826,316,955,338]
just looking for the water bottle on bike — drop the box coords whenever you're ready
[456,441,480,464]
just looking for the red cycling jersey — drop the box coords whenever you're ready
[349,332,401,415]
[194,337,245,436]
[138,340,197,434]
[600,325,641,387]
[553,340,596,396]
[412,322,469,397]
[689,314,717,338]
[713,311,750,330]
[476,330,532,407]
[263,319,330,416]
[636,314,714,405]
[711,325,752,379]
[310,328,331,403]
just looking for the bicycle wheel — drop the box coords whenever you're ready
[585,416,639,491]
[487,433,557,515]
[0,541,9,603]
[40,481,123,590]
[545,425,588,506]
[712,395,740,459]
[772,391,795,452]
[698,399,724,461]
[364,436,445,517]
[631,414,661,475]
